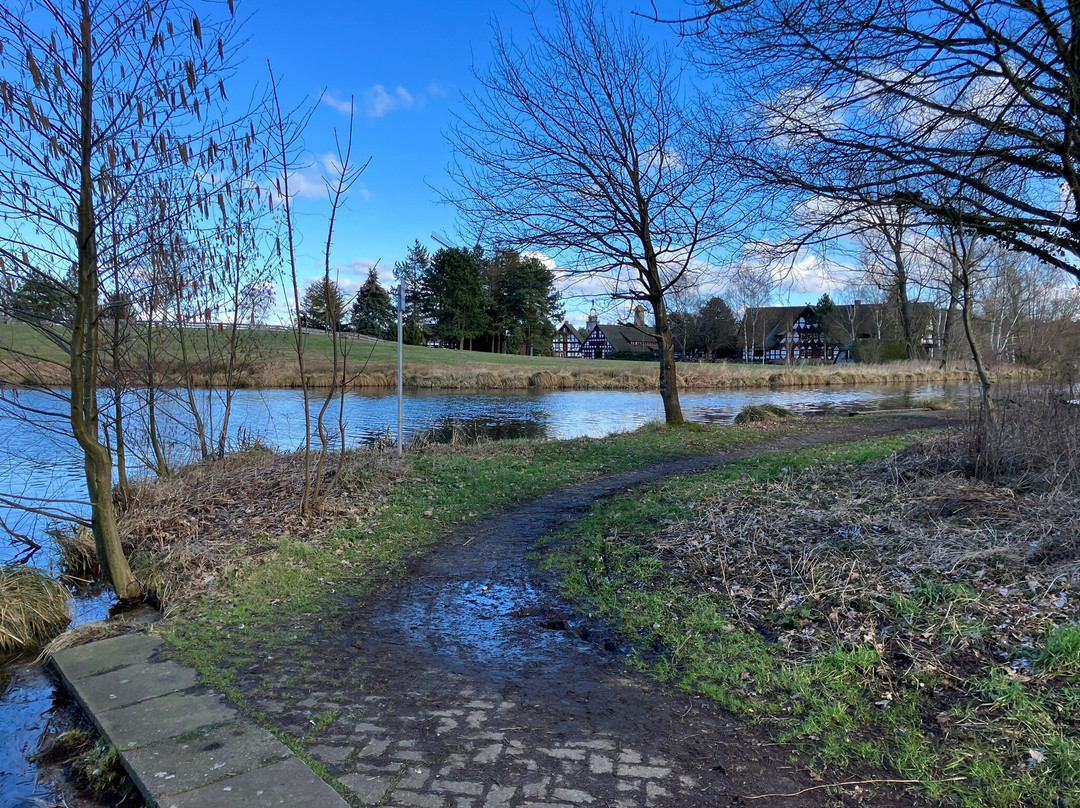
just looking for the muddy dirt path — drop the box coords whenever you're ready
[237,416,948,808]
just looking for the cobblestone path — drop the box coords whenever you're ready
[234,418,945,808]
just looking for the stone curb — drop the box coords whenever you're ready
[51,633,348,808]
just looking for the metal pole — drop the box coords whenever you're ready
[396,280,404,457]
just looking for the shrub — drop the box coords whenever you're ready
[606,350,655,361]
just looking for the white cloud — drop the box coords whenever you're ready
[266,153,371,204]
[320,91,355,115]
[334,258,384,297]
[364,84,415,118]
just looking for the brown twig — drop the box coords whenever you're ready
[741,776,965,801]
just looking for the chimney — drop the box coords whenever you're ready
[854,299,862,306]
[633,304,646,327]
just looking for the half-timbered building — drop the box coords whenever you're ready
[551,320,584,358]
[741,302,938,363]
[580,305,659,359]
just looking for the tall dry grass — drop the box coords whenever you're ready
[0,564,70,657]
[959,384,1080,492]
[250,359,1028,391]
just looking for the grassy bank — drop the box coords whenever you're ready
[0,321,1027,390]
[546,428,1080,807]
[122,421,801,628]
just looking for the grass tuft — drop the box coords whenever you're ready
[733,403,795,424]
[50,525,99,580]
[1035,624,1080,676]
[0,564,70,658]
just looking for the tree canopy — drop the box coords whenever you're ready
[689,0,1080,286]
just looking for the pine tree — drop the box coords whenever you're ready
[393,240,430,343]
[426,247,489,349]
[350,269,395,339]
[300,278,346,331]
[500,252,561,356]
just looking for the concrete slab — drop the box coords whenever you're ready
[93,690,237,750]
[52,633,350,808]
[164,757,349,808]
[123,722,292,797]
[51,633,164,681]
[66,660,198,711]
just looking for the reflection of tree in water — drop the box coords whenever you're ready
[425,416,550,444]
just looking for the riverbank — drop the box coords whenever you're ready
[35,404,1078,806]
[53,414,951,808]
[0,321,1032,390]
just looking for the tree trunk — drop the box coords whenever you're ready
[74,0,139,601]
[961,264,992,406]
[939,270,963,367]
[145,320,171,478]
[650,296,684,425]
[111,311,129,500]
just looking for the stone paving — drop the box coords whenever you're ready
[51,633,349,808]
[244,668,723,808]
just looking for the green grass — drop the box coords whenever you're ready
[1035,624,1080,676]
[0,320,1020,389]
[160,419,799,689]
[544,439,1080,808]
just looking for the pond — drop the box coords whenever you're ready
[0,382,976,567]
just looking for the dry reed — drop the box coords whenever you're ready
[0,564,70,657]
[118,446,408,612]
[249,359,1029,392]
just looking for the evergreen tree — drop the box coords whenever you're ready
[425,247,489,349]
[393,240,431,344]
[500,252,562,356]
[350,269,395,339]
[8,272,74,324]
[697,297,738,359]
[300,277,346,331]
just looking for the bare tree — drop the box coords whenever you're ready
[686,0,1080,289]
[730,258,776,363]
[0,0,254,601]
[854,203,933,360]
[269,73,367,515]
[449,0,743,424]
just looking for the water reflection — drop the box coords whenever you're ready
[0,665,62,805]
[0,382,975,567]
[422,415,551,444]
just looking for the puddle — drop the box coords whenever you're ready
[381,579,593,671]
[0,665,63,805]
[0,582,151,804]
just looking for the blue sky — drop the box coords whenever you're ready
[234,1,687,324]
[237,1,835,325]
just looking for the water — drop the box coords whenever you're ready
[0,382,974,567]
[0,381,973,802]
